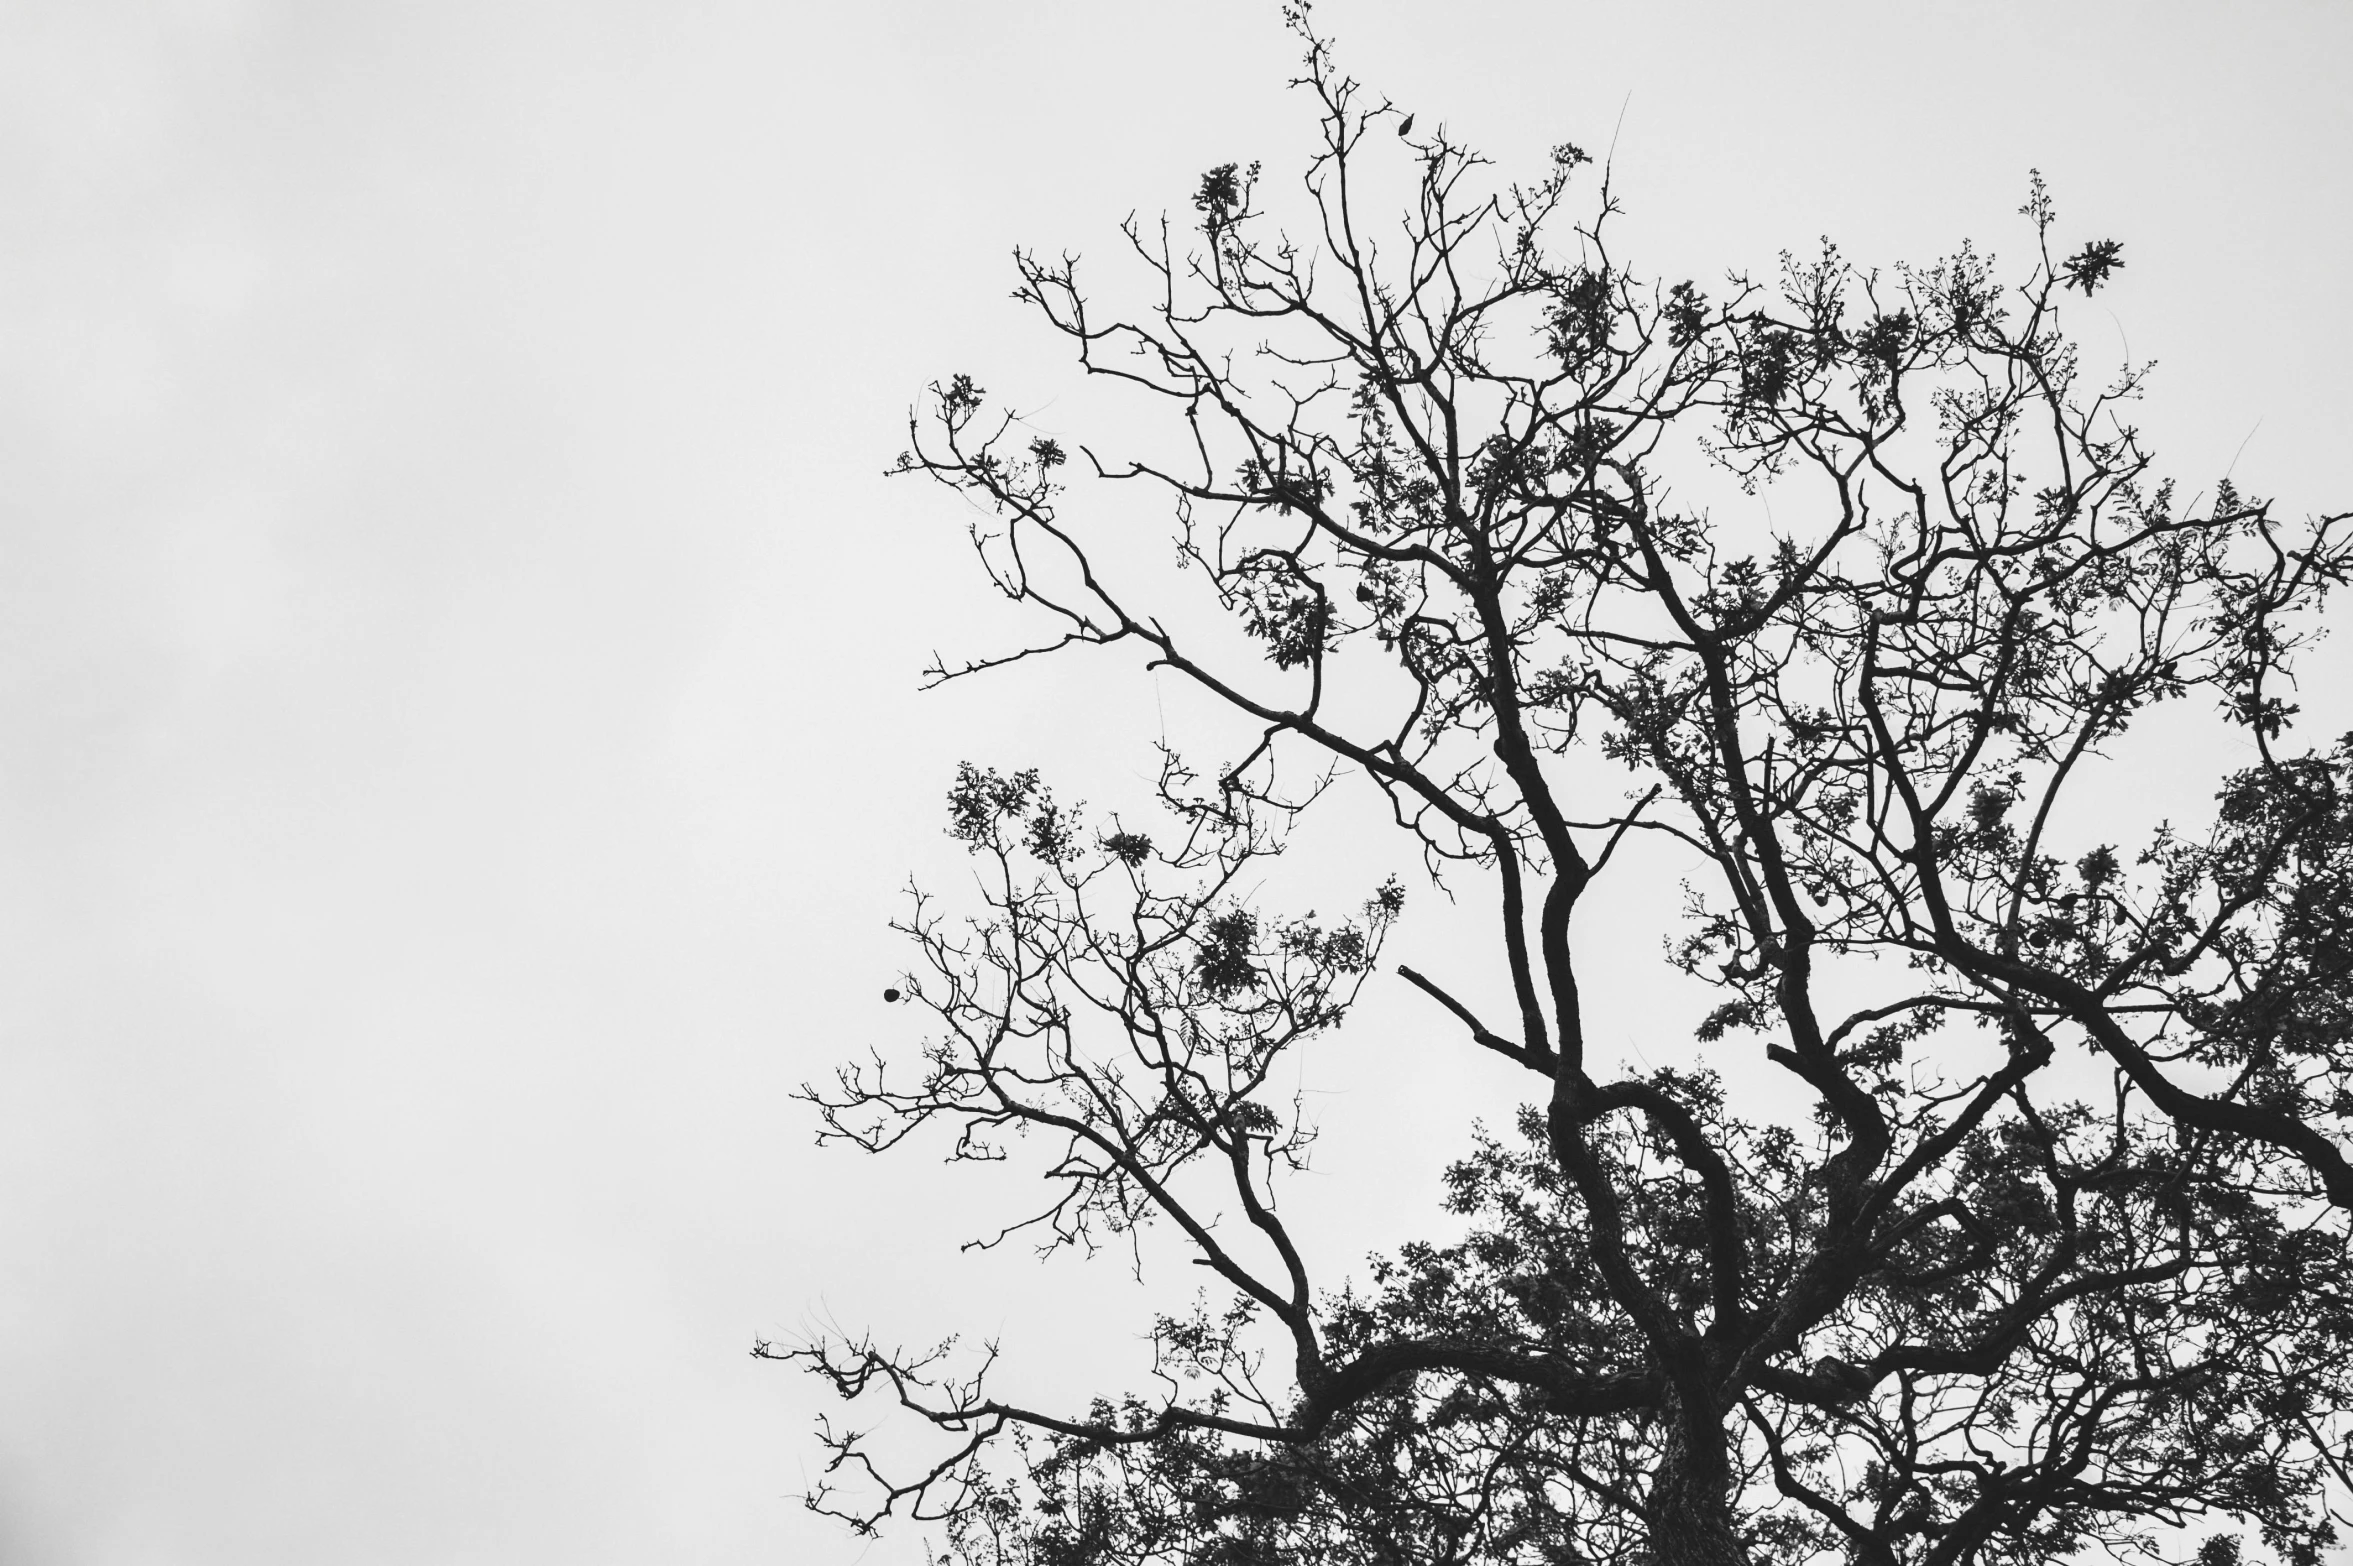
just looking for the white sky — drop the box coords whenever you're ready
[1,2,2347,1562]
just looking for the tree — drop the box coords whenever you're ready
[767,16,2353,1566]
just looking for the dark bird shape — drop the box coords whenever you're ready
[882,988,902,1003]
[1812,1356,1875,1401]
[1397,113,1414,138]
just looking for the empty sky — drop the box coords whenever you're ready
[1,2,2348,1563]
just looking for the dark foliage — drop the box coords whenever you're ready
[773,16,2353,1566]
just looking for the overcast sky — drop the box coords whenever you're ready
[2,3,2349,1562]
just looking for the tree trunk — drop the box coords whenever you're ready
[1643,1408,1751,1566]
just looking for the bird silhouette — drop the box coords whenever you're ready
[1397,113,1415,138]
[1811,1356,1874,1400]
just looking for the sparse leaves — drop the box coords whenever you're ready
[791,16,2353,1566]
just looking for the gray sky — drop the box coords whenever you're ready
[1,2,2348,1562]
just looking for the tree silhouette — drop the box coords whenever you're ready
[770,16,2353,1566]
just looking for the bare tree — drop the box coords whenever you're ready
[769,16,2353,1566]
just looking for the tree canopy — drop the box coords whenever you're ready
[770,16,2353,1566]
